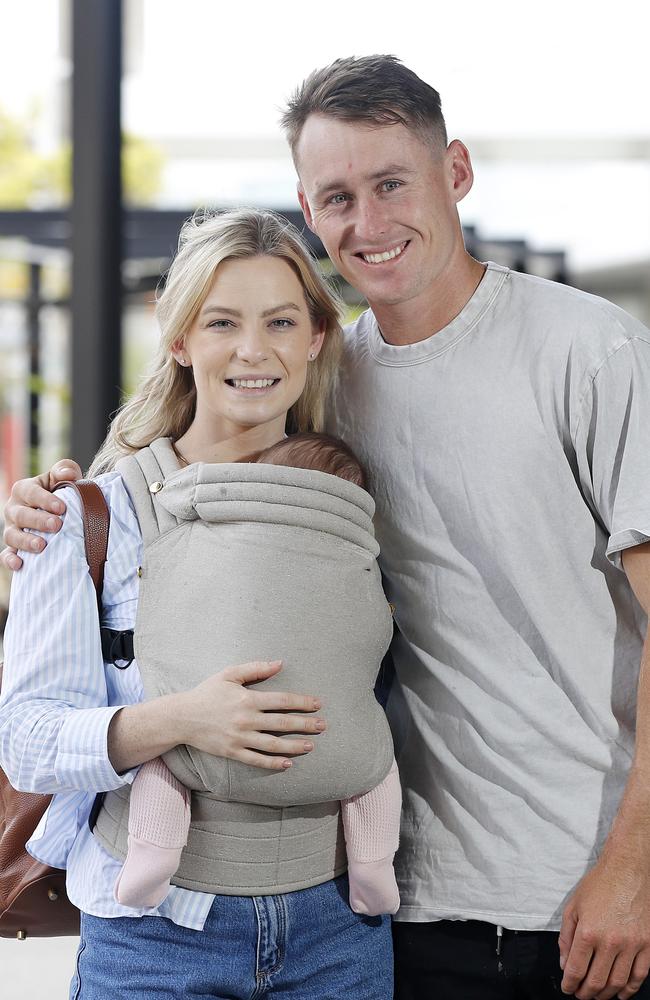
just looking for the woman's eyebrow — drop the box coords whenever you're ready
[199,302,302,318]
[261,302,302,318]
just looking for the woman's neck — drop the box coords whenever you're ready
[173,416,286,465]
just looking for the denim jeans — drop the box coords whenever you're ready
[69,875,393,999]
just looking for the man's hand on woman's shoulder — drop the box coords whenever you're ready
[1,459,83,570]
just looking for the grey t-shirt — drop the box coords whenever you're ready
[329,262,650,930]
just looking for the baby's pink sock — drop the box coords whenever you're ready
[114,757,191,908]
[342,759,402,916]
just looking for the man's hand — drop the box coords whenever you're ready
[559,851,650,998]
[559,544,650,1000]
[1,459,83,570]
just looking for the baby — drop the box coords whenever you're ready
[115,432,401,916]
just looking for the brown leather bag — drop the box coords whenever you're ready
[0,480,109,939]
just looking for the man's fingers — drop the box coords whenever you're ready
[3,525,49,553]
[562,933,594,996]
[576,944,623,999]
[254,711,326,735]
[49,459,83,486]
[9,477,66,515]
[559,908,579,970]
[618,949,650,999]
[0,546,23,572]
[593,950,635,1000]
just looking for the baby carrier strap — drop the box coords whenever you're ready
[115,437,181,546]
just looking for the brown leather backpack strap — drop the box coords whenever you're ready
[54,480,110,602]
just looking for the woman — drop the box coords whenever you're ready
[0,209,395,999]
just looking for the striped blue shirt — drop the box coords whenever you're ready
[0,472,215,930]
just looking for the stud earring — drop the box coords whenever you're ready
[309,352,316,360]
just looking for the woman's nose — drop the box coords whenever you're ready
[234,327,270,363]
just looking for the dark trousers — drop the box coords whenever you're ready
[393,919,650,999]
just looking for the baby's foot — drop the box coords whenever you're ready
[114,836,184,908]
[348,857,400,916]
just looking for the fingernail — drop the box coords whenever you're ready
[559,957,565,970]
[52,501,65,513]
[282,759,292,769]
[8,556,20,570]
[31,539,43,551]
[303,741,313,751]
[270,659,282,667]
[315,720,326,731]
[312,698,321,710]
[46,517,59,530]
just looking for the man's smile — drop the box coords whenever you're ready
[353,241,410,266]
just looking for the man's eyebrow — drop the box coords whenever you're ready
[200,302,302,318]
[313,164,414,199]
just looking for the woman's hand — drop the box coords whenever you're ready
[1,460,83,570]
[108,660,326,774]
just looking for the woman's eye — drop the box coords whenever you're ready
[270,318,295,329]
[207,319,233,329]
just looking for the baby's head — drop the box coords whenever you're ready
[257,432,367,489]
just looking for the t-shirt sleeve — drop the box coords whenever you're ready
[574,336,650,569]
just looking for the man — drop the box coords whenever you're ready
[4,56,650,1000]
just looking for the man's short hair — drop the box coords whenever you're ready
[281,54,447,160]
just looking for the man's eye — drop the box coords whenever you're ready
[330,193,349,205]
[382,180,401,192]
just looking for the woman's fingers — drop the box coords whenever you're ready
[254,711,326,735]
[245,732,316,756]
[234,748,295,771]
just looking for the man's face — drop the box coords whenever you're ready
[296,115,471,310]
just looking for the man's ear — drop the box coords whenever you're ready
[297,183,316,233]
[445,140,474,204]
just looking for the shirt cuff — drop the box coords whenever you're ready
[55,705,139,791]
[606,526,650,570]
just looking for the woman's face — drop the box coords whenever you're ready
[175,255,325,441]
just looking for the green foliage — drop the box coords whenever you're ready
[0,106,165,208]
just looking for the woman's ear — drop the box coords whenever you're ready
[309,319,327,359]
[171,340,190,367]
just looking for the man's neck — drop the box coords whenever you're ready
[370,253,486,347]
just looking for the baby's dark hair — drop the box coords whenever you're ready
[257,432,367,489]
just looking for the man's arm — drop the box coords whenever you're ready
[559,542,650,1000]
[1,459,83,570]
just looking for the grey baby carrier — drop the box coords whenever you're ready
[94,437,394,895]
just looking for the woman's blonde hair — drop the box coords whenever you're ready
[89,208,343,475]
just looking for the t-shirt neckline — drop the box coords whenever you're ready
[367,261,510,367]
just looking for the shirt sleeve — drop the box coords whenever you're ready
[0,485,136,794]
[573,336,650,570]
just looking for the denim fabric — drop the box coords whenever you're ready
[69,875,393,999]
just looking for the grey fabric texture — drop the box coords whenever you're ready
[329,262,650,929]
[93,438,394,895]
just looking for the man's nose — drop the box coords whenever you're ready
[353,196,388,244]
